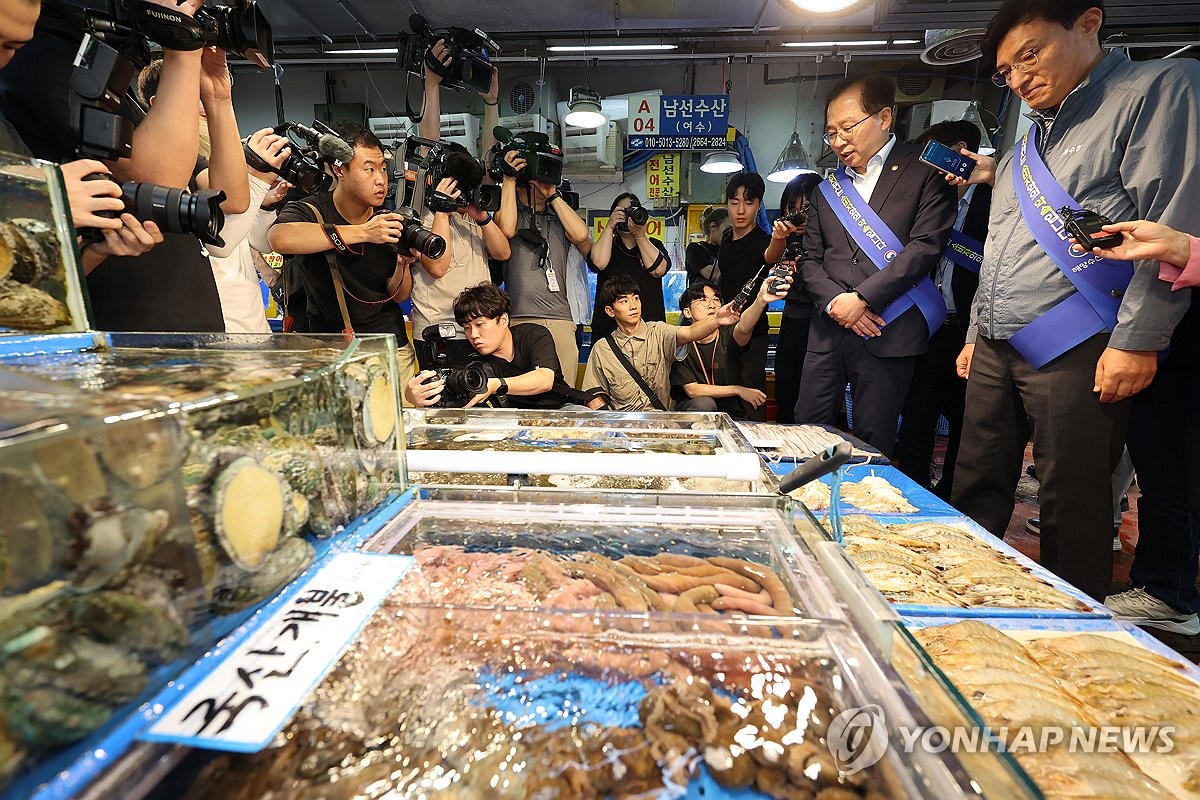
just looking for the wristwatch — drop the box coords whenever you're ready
[478,213,495,226]
[495,377,509,397]
[545,192,562,205]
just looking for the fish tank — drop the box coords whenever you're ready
[360,494,845,622]
[0,151,89,332]
[140,607,998,799]
[0,331,404,796]
[405,408,776,493]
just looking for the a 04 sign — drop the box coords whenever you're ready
[629,96,660,134]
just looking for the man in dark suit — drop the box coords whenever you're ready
[794,73,957,457]
[896,120,993,497]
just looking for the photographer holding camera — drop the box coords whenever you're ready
[404,282,588,409]
[269,123,419,383]
[588,193,670,342]
[493,147,592,384]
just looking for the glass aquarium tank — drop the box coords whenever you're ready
[0,151,89,332]
[405,408,776,493]
[143,608,1000,800]
[0,331,404,796]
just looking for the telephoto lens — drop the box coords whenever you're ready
[395,215,446,259]
[443,362,490,399]
[86,173,226,247]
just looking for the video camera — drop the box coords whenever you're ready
[395,135,501,215]
[487,125,564,187]
[397,14,499,95]
[56,0,273,160]
[420,323,494,407]
[242,120,350,196]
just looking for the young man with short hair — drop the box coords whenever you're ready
[405,283,585,409]
[716,172,774,420]
[948,0,1200,623]
[582,275,738,412]
[795,72,957,456]
[671,278,789,417]
[270,124,418,384]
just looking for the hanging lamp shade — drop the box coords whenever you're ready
[767,131,818,183]
[699,148,743,174]
[563,86,607,128]
[778,0,873,19]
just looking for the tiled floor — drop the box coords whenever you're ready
[932,441,1200,662]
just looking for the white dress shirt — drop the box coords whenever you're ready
[845,134,897,203]
[935,185,977,315]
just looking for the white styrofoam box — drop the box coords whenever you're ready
[497,114,560,147]
[562,121,619,168]
[367,113,480,156]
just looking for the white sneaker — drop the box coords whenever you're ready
[1113,533,1123,552]
[1104,588,1200,635]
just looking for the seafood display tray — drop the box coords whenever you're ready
[358,495,849,623]
[736,422,888,465]
[139,607,1005,800]
[796,513,1112,620]
[404,407,765,482]
[772,463,959,518]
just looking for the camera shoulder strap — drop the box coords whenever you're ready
[303,202,356,338]
[604,334,667,411]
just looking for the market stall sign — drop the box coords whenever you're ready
[143,551,413,752]
[591,214,667,240]
[627,94,730,150]
[646,153,681,200]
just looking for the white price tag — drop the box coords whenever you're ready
[142,551,413,753]
[546,265,560,292]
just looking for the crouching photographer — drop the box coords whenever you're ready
[270,123,442,385]
[405,282,593,409]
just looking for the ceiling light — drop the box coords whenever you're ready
[563,87,608,129]
[547,44,678,52]
[782,39,921,47]
[767,131,818,183]
[778,0,874,18]
[333,47,399,55]
[700,149,743,174]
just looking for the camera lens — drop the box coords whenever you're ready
[124,182,226,248]
[397,219,446,259]
[277,155,332,196]
[198,3,275,68]
[626,205,650,226]
[444,363,489,398]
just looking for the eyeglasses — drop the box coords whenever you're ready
[992,48,1041,87]
[691,294,723,307]
[823,112,878,146]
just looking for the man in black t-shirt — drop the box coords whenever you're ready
[270,124,418,383]
[405,283,585,409]
[716,172,776,420]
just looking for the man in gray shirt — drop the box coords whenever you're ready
[949,0,1199,616]
[495,150,592,385]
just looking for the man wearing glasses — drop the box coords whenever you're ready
[948,0,1200,625]
[794,72,957,457]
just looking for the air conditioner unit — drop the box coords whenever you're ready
[498,71,563,121]
[562,121,620,169]
[897,99,985,143]
[894,69,946,105]
[367,113,480,155]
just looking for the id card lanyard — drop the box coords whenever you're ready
[528,203,560,292]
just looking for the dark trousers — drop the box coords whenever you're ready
[774,312,811,425]
[740,332,770,422]
[951,334,1129,601]
[794,336,916,458]
[1127,302,1200,612]
[896,316,968,495]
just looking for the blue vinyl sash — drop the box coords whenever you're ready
[819,169,947,337]
[1007,125,1134,368]
[944,229,984,274]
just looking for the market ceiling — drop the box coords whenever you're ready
[259,0,1200,63]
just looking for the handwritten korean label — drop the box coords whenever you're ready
[645,153,681,200]
[143,551,413,752]
[627,94,730,151]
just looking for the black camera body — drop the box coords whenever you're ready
[395,135,501,215]
[779,208,809,227]
[1060,206,1124,250]
[420,323,493,407]
[488,126,564,186]
[382,207,446,259]
[242,120,341,197]
[83,172,226,246]
[615,204,650,233]
[398,14,499,95]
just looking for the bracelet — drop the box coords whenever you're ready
[545,192,562,205]
[478,213,494,226]
[483,99,498,106]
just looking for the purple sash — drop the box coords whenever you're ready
[819,169,947,337]
[944,229,983,274]
[1007,126,1133,368]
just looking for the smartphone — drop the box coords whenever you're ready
[919,139,975,179]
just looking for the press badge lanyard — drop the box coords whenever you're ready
[692,339,718,385]
[1006,125,1133,368]
[818,169,948,337]
[525,202,560,292]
